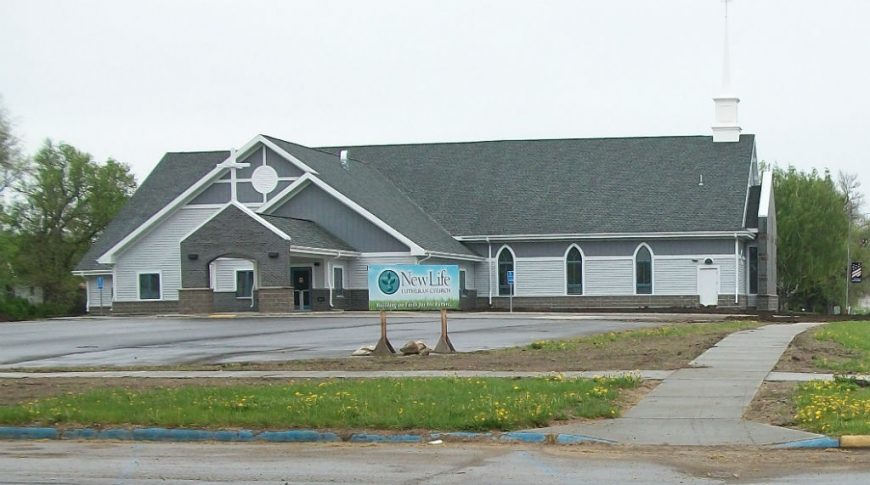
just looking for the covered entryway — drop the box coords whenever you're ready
[291,266,312,310]
[697,266,720,306]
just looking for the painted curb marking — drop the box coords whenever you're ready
[773,436,840,449]
[840,435,870,448]
[0,426,611,446]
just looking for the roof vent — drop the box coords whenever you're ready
[339,150,349,170]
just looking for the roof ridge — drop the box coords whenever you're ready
[316,134,756,150]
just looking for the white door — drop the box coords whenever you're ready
[697,267,719,306]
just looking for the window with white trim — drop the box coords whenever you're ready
[566,247,583,295]
[635,246,652,295]
[236,270,254,298]
[497,247,514,296]
[138,273,161,300]
[333,266,344,297]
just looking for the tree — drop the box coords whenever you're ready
[0,141,136,306]
[0,97,23,194]
[774,166,849,312]
[837,171,869,311]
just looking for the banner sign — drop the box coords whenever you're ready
[852,262,863,283]
[368,264,459,310]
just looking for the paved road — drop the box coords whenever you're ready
[0,312,725,368]
[1,441,868,484]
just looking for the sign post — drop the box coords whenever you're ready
[368,264,460,354]
[372,310,396,356]
[96,276,105,316]
[507,270,514,313]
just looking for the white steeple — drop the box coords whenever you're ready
[713,0,741,142]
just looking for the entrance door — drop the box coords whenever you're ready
[291,267,312,310]
[697,267,719,306]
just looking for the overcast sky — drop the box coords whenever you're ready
[1,0,868,204]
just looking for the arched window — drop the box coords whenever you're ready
[635,245,652,294]
[566,247,583,295]
[497,247,514,296]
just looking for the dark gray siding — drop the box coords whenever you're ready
[271,185,408,252]
[189,182,231,205]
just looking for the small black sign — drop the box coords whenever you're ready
[852,262,863,283]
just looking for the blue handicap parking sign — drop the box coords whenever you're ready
[507,271,514,285]
[96,276,104,290]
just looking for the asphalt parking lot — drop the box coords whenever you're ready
[0,312,729,368]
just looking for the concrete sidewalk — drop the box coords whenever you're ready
[529,322,825,446]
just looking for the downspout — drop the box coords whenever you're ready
[418,252,433,264]
[329,251,342,308]
[734,233,739,304]
[487,237,493,305]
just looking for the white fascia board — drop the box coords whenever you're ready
[96,158,233,264]
[425,251,486,262]
[263,174,426,256]
[454,231,757,242]
[251,135,319,175]
[290,245,361,257]
[72,270,113,276]
[257,173,313,213]
[231,201,292,241]
[758,171,773,218]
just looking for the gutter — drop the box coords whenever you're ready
[456,230,757,242]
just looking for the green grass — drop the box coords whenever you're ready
[527,320,760,351]
[812,321,870,373]
[0,376,639,432]
[793,377,870,435]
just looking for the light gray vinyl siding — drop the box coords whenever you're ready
[420,257,476,290]
[462,239,738,259]
[584,258,634,295]
[474,260,492,296]
[713,256,737,295]
[114,207,219,301]
[738,252,746,295]
[271,185,408,252]
[86,275,113,309]
[653,259,698,295]
[514,258,564,296]
[211,258,254,292]
[346,255,418,289]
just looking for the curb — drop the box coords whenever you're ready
[0,426,608,446]
[1,426,862,448]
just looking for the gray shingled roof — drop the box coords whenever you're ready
[75,151,229,271]
[259,215,356,252]
[320,135,756,236]
[77,135,757,273]
[264,136,476,256]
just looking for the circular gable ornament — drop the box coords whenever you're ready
[251,165,279,194]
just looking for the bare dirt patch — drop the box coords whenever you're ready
[774,328,862,373]
[744,381,798,428]
[161,325,742,373]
